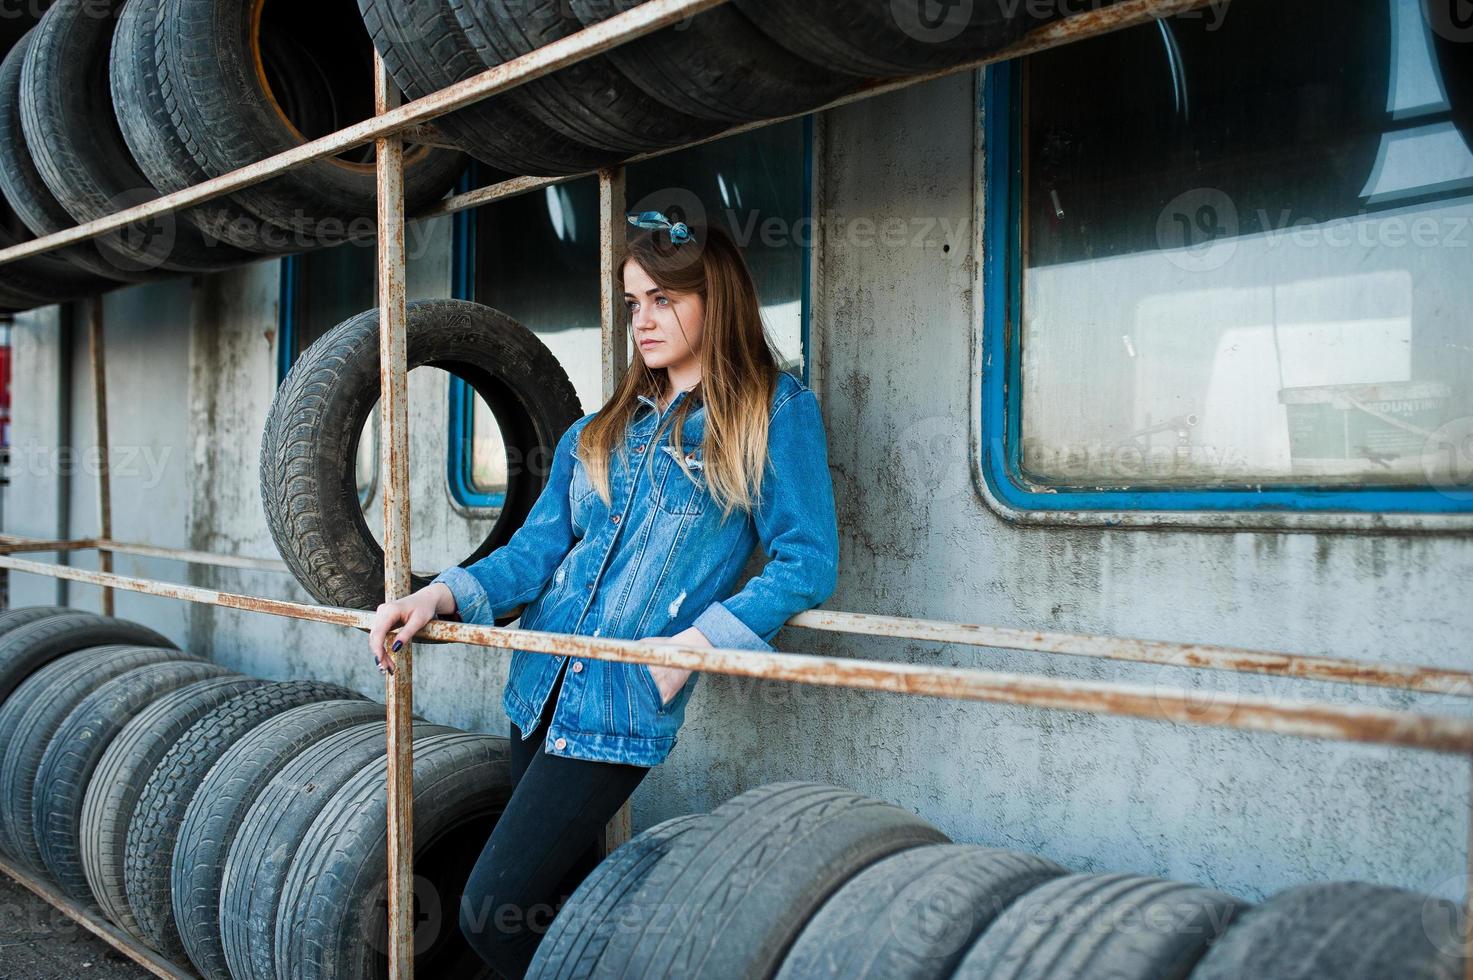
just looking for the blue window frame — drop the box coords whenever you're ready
[277,243,378,505]
[448,115,817,508]
[980,1,1473,518]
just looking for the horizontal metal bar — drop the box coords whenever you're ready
[3,554,1470,755]
[790,609,1473,696]
[0,533,289,572]
[0,855,198,980]
[0,536,96,555]
[0,0,1206,267]
[2,533,1457,697]
[95,538,290,573]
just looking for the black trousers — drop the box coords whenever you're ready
[458,662,651,979]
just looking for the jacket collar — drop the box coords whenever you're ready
[636,388,700,422]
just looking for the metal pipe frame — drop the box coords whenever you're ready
[3,553,1472,756]
[0,0,1212,270]
[1,0,1469,976]
[1,534,1467,698]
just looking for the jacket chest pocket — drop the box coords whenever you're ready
[570,455,599,535]
[653,444,708,516]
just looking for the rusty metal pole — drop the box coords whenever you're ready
[598,167,633,857]
[600,167,629,397]
[88,297,113,615]
[374,51,415,980]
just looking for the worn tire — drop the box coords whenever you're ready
[109,0,301,256]
[358,0,620,176]
[219,719,461,980]
[733,0,1049,77]
[274,732,510,980]
[122,679,371,959]
[172,699,393,980]
[32,659,233,900]
[526,814,703,980]
[448,0,723,155]
[0,644,197,867]
[594,781,950,978]
[952,872,1246,979]
[21,0,253,275]
[0,30,138,287]
[260,298,582,612]
[570,0,860,123]
[80,675,262,937]
[156,0,466,241]
[1191,880,1465,979]
[0,606,78,639]
[776,844,1068,980]
[0,611,176,710]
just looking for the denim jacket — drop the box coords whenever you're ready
[430,370,840,767]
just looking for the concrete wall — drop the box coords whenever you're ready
[5,69,1471,906]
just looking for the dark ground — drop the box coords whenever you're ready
[0,870,154,980]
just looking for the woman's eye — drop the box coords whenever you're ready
[655,296,669,307]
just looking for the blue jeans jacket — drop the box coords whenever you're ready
[431,370,839,766]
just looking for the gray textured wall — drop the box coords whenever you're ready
[5,70,1470,906]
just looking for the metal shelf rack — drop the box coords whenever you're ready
[0,0,1468,977]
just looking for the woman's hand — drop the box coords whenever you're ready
[367,582,457,675]
[637,626,711,705]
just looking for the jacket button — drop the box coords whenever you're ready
[554,737,567,750]
[572,661,583,673]
[611,514,621,524]
[635,444,646,453]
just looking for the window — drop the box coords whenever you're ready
[278,242,378,506]
[449,116,815,507]
[981,0,1473,519]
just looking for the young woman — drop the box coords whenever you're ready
[366,214,840,978]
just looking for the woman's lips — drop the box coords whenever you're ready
[639,339,663,348]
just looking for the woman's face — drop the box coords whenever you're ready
[624,259,705,376]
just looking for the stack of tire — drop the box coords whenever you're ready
[0,0,1077,313]
[0,0,468,314]
[528,781,1467,978]
[0,605,512,978]
[357,0,1066,179]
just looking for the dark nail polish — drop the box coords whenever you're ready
[392,640,402,652]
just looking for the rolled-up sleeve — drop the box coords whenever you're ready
[692,389,839,651]
[431,418,585,624]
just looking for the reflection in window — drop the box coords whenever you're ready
[449,119,812,506]
[279,242,379,506]
[1012,0,1471,492]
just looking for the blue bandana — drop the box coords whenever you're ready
[626,209,695,246]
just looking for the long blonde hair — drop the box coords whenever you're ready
[578,221,781,521]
